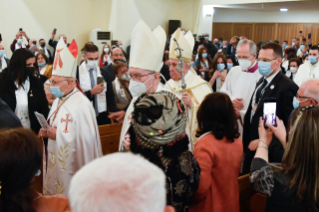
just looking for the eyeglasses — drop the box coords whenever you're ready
[296,94,318,104]
[237,55,253,60]
[129,73,154,82]
[49,79,68,85]
[257,58,278,63]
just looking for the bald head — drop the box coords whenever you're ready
[298,80,319,106]
[111,48,124,62]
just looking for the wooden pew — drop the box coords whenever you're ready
[238,174,256,212]
[99,123,122,155]
[250,193,267,212]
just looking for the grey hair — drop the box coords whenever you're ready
[237,39,257,55]
[303,80,319,103]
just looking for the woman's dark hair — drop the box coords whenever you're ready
[196,93,239,141]
[113,61,128,75]
[288,58,302,71]
[284,47,296,57]
[0,48,36,92]
[35,52,49,64]
[0,128,42,212]
[287,52,297,61]
[226,55,238,66]
[209,53,227,78]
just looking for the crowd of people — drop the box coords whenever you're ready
[0,21,319,212]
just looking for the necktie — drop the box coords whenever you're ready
[89,69,99,116]
[255,79,268,104]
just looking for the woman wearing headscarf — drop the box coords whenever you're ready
[129,91,201,212]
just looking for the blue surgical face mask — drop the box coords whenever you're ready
[202,53,207,59]
[231,49,234,54]
[293,96,308,109]
[282,44,287,49]
[258,61,275,77]
[309,56,318,64]
[38,61,46,67]
[17,38,23,44]
[190,62,194,66]
[217,63,225,70]
[0,50,5,58]
[119,45,123,49]
[300,45,305,51]
[50,81,67,97]
[227,63,233,70]
[204,36,209,40]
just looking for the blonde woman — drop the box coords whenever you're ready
[251,106,319,212]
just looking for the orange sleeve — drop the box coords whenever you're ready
[191,140,214,203]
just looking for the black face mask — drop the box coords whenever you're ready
[40,43,45,48]
[113,59,126,64]
[32,41,37,45]
[26,67,36,75]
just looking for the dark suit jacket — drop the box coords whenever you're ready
[242,71,298,174]
[10,39,30,53]
[160,64,171,84]
[48,38,70,62]
[0,98,22,129]
[76,66,117,125]
[4,57,9,65]
[0,75,49,133]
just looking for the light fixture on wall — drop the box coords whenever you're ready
[280,8,288,12]
[206,14,212,17]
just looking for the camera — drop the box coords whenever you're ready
[198,35,205,43]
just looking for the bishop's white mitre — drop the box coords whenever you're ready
[169,28,194,63]
[129,20,166,73]
[52,37,78,78]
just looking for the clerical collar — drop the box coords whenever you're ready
[242,61,258,73]
[60,88,77,101]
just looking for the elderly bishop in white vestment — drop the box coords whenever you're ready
[118,20,167,151]
[43,38,102,196]
[165,28,212,150]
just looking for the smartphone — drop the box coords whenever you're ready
[19,28,23,31]
[299,31,302,33]
[53,28,57,34]
[308,33,312,39]
[0,34,2,42]
[263,98,277,128]
[97,76,105,84]
[236,37,241,41]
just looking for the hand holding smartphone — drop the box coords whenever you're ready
[263,98,277,128]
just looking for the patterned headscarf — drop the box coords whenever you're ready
[131,91,187,150]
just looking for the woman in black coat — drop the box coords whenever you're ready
[0,48,49,134]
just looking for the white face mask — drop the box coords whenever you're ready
[121,74,130,81]
[104,48,109,53]
[128,75,153,97]
[290,67,298,73]
[86,60,99,69]
[238,56,253,70]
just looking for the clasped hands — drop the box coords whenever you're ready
[38,127,57,140]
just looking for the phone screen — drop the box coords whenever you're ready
[53,28,57,34]
[308,33,312,39]
[263,102,277,127]
[19,28,23,31]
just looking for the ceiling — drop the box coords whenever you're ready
[212,0,319,11]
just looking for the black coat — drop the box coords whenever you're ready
[48,38,70,63]
[242,71,298,174]
[102,63,116,82]
[0,75,49,134]
[0,97,22,129]
[76,66,117,125]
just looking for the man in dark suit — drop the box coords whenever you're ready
[49,32,70,61]
[39,39,53,64]
[242,42,298,174]
[102,47,126,82]
[76,44,117,125]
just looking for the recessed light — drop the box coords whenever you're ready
[280,8,288,12]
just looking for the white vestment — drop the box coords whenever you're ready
[0,57,8,72]
[118,82,166,151]
[220,65,261,134]
[294,62,319,87]
[43,88,103,196]
[165,71,212,149]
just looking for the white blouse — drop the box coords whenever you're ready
[15,77,31,129]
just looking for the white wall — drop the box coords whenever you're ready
[0,0,112,59]
[213,8,319,23]
[108,0,199,48]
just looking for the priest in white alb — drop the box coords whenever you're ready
[116,20,167,151]
[220,39,261,134]
[165,28,212,150]
[38,38,102,196]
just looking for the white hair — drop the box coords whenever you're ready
[303,80,319,103]
[69,153,166,212]
[59,34,66,39]
[237,39,257,55]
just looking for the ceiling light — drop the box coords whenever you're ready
[280,8,288,12]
